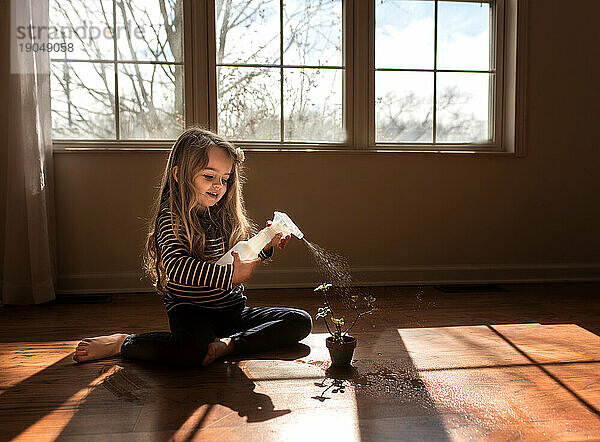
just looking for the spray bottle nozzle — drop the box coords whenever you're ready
[272,211,304,240]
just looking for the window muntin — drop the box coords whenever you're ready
[49,0,184,140]
[215,0,345,143]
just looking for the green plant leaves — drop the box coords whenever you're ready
[331,317,345,326]
[314,283,333,292]
[316,306,331,319]
[314,282,377,341]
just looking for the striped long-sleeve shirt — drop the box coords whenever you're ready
[157,209,273,313]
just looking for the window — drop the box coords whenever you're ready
[214,0,345,144]
[209,0,524,153]
[52,0,526,153]
[49,0,184,140]
[375,0,500,147]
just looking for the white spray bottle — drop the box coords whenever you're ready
[216,211,304,265]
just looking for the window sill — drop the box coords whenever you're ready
[52,141,524,157]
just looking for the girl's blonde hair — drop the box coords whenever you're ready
[142,127,253,297]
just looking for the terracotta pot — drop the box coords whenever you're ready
[326,335,357,367]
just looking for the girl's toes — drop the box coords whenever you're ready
[202,347,216,366]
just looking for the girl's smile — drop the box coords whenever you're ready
[193,146,233,208]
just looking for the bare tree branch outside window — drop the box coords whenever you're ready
[216,0,345,143]
[49,0,184,140]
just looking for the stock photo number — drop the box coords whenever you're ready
[19,42,74,53]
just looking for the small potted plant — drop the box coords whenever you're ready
[314,283,376,367]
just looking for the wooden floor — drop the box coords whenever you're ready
[1,282,599,441]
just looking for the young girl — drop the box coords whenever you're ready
[72,128,312,367]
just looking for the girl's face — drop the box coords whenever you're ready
[192,146,233,209]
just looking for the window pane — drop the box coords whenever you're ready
[215,0,280,65]
[50,0,185,141]
[375,0,434,70]
[116,0,183,62]
[119,64,184,139]
[283,0,343,67]
[50,0,114,61]
[51,62,116,139]
[215,0,345,144]
[217,67,280,141]
[437,1,491,71]
[436,72,491,143]
[376,71,433,143]
[284,68,344,142]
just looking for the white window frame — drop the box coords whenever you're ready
[53,0,527,156]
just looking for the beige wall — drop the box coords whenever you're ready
[3,1,600,294]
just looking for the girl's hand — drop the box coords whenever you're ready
[231,251,261,284]
[231,252,260,284]
[265,221,291,251]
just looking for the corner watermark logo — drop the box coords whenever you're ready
[11,0,145,74]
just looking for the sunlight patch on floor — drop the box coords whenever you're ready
[397,323,600,439]
[0,341,79,393]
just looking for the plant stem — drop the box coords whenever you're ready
[344,308,377,336]
[344,310,366,337]
[322,290,337,338]
[323,290,335,318]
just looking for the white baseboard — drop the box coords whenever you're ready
[56,263,600,295]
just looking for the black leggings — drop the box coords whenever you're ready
[120,304,313,367]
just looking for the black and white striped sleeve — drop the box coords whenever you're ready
[156,211,234,291]
[258,246,274,261]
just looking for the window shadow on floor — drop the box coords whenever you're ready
[0,344,311,440]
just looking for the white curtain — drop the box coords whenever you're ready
[2,0,57,305]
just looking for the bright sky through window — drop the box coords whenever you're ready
[375,0,493,144]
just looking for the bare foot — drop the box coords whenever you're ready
[202,337,235,366]
[73,333,130,363]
